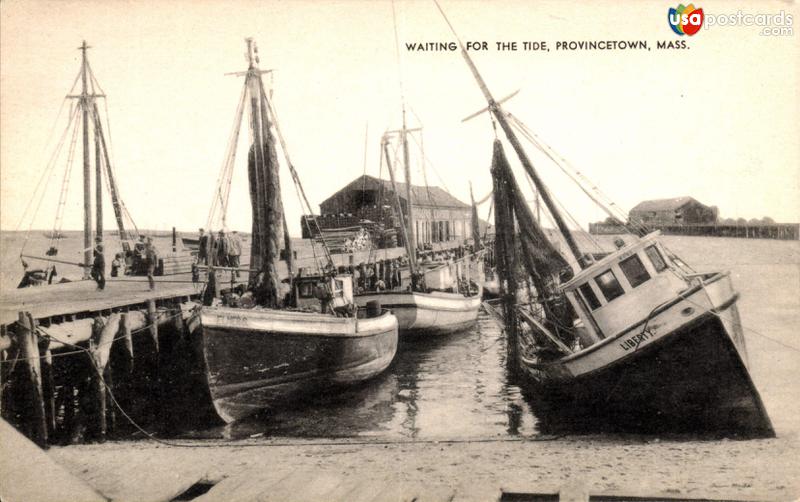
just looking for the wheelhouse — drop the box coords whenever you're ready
[561,232,690,346]
[294,274,354,311]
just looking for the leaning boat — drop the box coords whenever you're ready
[438,6,773,436]
[189,39,398,423]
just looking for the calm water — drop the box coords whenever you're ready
[189,314,540,440]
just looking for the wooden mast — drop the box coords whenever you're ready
[244,38,281,308]
[95,108,103,244]
[246,38,266,274]
[401,105,416,256]
[90,104,131,252]
[383,136,415,275]
[80,41,92,277]
[433,3,584,268]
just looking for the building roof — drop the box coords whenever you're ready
[629,196,702,213]
[322,174,470,210]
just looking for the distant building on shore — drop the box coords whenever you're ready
[303,174,481,250]
[629,196,718,226]
[588,196,797,240]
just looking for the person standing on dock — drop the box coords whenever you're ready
[145,237,158,290]
[198,228,208,265]
[229,231,242,277]
[111,253,124,277]
[91,244,106,290]
[216,230,230,268]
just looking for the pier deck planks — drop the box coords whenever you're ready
[0,275,223,326]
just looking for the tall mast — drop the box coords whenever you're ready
[243,38,282,308]
[467,62,582,266]
[401,105,416,254]
[90,103,130,252]
[383,136,416,274]
[246,37,266,273]
[95,112,103,244]
[433,3,584,268]
[80,41,92,277]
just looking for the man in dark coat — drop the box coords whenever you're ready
[216,230,229,267]
[91,244,106,290]
[145,237,158,290]
[198,228,208,264]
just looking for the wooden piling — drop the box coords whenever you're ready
[41,344,56,436]
[89,313,120,440]
[17,312,47,448]
[0,324,8,414]
[146,300,159,353]
[119,312,134,365]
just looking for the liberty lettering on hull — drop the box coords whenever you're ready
[619,327,657,351]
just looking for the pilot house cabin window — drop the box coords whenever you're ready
[578,283,602,310]
[298,282,315,299]
[595,270,625,302]
[644,245,668,272]
[619,255,651,288]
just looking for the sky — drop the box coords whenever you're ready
[1,0,798,237]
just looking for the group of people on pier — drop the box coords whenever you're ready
[88,235,160,290]
[197,228,243,269]
[345,258,407,293]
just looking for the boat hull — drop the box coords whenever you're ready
[356,290,481,336]
[518,290,774,437]
[191,307,398,423]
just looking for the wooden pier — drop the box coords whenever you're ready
[0,273,237,448]
[589,221,800,240]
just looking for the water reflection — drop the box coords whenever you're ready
[187,313,540,440]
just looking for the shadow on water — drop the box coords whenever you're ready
[183,314,540,440]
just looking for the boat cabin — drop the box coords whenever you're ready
[561,232,689,346]
[294,274,354,311]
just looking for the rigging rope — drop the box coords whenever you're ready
[263,80,334,271]
[19,104,83,258]
[48,105,83,254]
[206,82,247,232]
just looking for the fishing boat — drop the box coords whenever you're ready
[189,39,398,423]
[437,5,774,436]
[354,117,482,337]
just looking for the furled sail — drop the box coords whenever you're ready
[246,70,284,308]
[490,139,573,329]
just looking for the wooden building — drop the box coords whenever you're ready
[629,196,718,226]
[305,174,475,249]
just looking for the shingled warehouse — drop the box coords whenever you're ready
[302,174,476,249]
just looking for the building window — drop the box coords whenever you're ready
[619,255,650,288]
[644,245,667,272]
[595,270,625,302]
[578,283,601,310]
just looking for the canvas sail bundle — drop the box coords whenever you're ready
[490,139,574,331]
